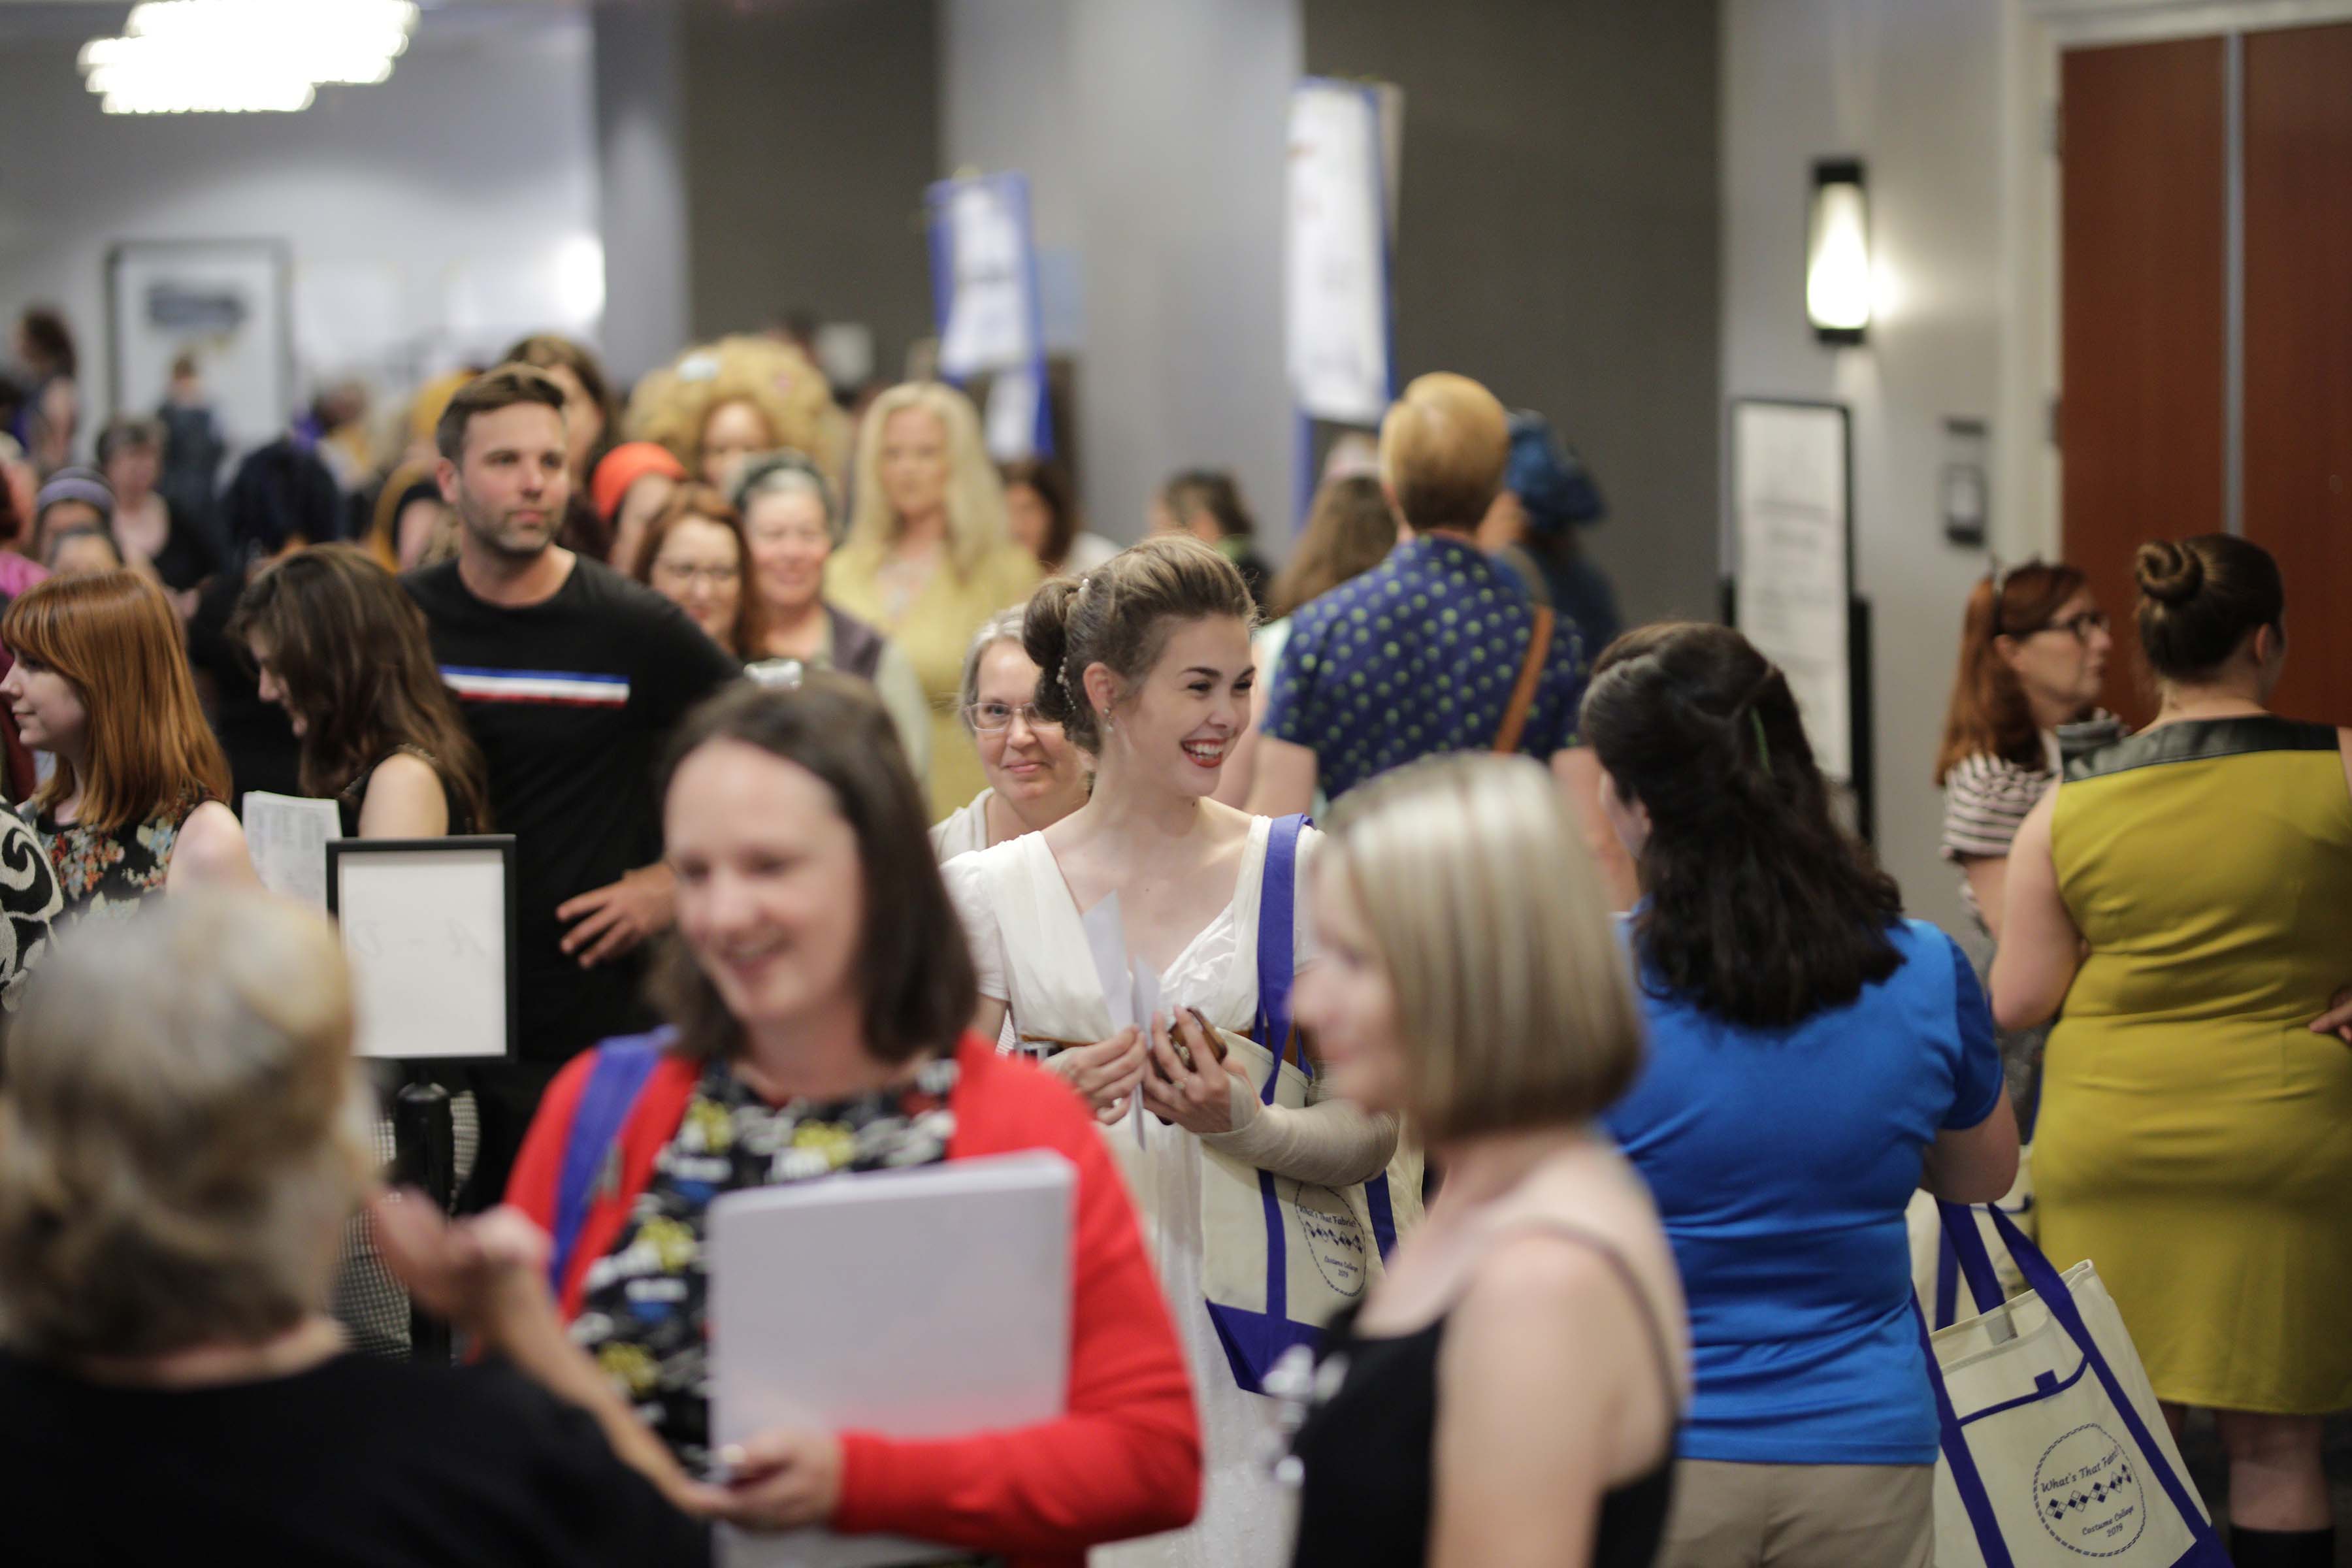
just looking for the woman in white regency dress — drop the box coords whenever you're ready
[943,539,1399,1568]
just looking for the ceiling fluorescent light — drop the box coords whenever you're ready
[79,0,419,116]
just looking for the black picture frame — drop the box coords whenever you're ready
[326,834,519,1063]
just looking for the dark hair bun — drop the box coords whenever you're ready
[2134,540,2204,606]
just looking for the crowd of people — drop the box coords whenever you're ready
[0,297,2341,1568]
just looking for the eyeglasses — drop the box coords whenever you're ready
[964,700,1057,734]
[2028,609,2110,643]
[653,561,740,587]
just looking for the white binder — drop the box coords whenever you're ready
[708,1150,1076,1568]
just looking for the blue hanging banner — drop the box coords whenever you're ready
[924,171,1053,460]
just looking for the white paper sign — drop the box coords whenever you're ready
[330,839,513,1060]
[1286,79,1394,425]
[241,791,343,910]
[935,176,1037,379]
[1732,401,1853,782]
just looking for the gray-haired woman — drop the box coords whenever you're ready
[0,893,708,1565]
[734,450,930,779]
[931,607,1092,860]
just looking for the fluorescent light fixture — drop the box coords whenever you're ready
[79,0,419,116]
[1806,158,1870,345]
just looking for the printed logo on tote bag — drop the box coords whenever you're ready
[2034,1423,2147,1556]
[1286,1179,1369,1299]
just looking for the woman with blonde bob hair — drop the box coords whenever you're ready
[826,382,1040,817]
[1282,752,1686,1568]
[0,570,250,919]
[0,894,708,1565]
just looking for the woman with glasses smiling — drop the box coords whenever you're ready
[932,607,1090,861]
[633,485,764,661]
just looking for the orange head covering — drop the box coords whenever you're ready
[591,441,688,523]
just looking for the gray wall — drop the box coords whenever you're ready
[593,0,693,386]
[678,0,941,375]
[943,0,1300,546]
[1720,0,2012,936]
[1303,0,1723,629]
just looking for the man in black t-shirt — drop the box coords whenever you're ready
[406,366,740,1203]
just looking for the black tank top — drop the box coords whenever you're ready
[1286,1224,1679,1568]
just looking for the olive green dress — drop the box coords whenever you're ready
[2039,716,2352,1414]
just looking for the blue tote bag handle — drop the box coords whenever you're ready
[1927,1201,2227,1565]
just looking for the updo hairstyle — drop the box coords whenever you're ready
[0,894,371,1358]
[1022,534,1255,754]
[2132,534,2284,683]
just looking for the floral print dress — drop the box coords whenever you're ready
[31,790,199,926]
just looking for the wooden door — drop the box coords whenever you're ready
[2244,24,2352,725]
[2059,38,2227,722]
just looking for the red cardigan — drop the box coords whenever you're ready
[506,1034,1202,1566]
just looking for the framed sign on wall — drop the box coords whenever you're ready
[1727,397,1873,839]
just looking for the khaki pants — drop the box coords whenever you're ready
[1661,1459,1933,1568]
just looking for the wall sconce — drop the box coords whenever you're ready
[1806,158,1870,346]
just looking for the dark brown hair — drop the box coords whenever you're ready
[229,544,491,832]
[1582,621,1903,1029]
[17,308,75,379]
[2132,534,2284,683]
[1024,534,1255,753]
[1269,474,1396,619]
[434,363,568,464]
[1160,470,1255,540]
[653,676,977,1065]
[632,483,766,658]
[502,335,616,463]
[1001,457,1081,570]
[3,571,229,833]
[1933,561,2093,783]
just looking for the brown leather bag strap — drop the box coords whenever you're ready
[1492,606,1556,754]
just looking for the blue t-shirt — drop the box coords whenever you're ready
[1603,918,2003,1466]
[1261,534,1587,802]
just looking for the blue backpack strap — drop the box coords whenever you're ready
[1254,813,1307,1105]
[548,1032,668,1295]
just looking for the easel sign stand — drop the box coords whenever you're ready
[326,834,521,1361]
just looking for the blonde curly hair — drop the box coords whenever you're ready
[623,334,849,485]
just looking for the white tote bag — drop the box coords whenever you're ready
[1922,1201,2226,1567]
[1909,1144,2034,1328]
[1198,813,1424,1395]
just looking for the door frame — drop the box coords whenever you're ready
[1999,0,2352,561]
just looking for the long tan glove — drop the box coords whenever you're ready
[1199,1073,1399,1188]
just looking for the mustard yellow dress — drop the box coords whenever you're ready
[826,540,1040,820]
[2040,715,2352,1414]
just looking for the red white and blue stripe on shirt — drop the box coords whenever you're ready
[438,666,632,707]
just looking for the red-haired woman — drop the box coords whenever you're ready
[1933,561,2114,1124]
[1,570,253,922]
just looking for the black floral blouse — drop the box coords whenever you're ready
[31,789,199,925]
[572,1053,962,1478]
